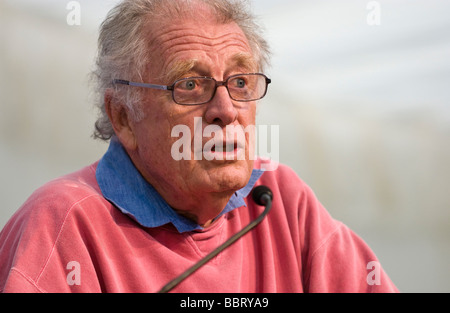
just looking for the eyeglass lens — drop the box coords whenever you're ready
[173,74,267,105]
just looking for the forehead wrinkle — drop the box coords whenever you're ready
[149,19,250,48]
[159,31,251,56]
[160,36,251,70]
[147,18,254,81]
[158,28,249,46]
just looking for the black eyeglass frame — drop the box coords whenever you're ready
[112,73,271,106]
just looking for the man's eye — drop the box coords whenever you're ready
[234,78,246,88]
[181,80,197,90]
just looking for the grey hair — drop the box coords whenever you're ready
[91,0,271,141]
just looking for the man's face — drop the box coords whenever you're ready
[126,12,258,223]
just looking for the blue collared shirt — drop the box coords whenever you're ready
[96,138,264,233]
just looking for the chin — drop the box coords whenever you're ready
[199,160,253,193]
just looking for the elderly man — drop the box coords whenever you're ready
[0,0,397,293]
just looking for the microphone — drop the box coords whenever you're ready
[158,185,273,293]
[252,185,273,206]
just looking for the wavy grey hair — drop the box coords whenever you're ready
[91,0,271,141]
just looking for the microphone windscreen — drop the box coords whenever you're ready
[252,185,273,206]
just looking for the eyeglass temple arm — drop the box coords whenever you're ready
[112,79,170,91]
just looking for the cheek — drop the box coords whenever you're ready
[136,107,199,160]
[238,104,257,128]
[134,111,172,156]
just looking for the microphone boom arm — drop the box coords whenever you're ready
[158,187,273,293]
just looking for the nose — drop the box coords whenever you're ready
[204,85,238,127]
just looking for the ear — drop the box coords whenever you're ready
[104,89,137,151]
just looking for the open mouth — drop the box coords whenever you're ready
[211,142,238,152]
[204,141,245,161]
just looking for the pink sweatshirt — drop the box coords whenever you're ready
[0,160,398,293]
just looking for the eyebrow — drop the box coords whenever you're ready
[163,59,198,85]
[162,53,259,84]
[229,53,258,73]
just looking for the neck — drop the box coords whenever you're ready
[171,190,235,227]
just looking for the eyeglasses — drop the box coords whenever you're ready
[112,73,271,106]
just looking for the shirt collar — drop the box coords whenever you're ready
[96,138,264,233]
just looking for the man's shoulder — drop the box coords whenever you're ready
[2,162,106,234]
[45,162,101,196]
[0,162,111,292]
[253,159,327,220]
[26,163,101,209]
